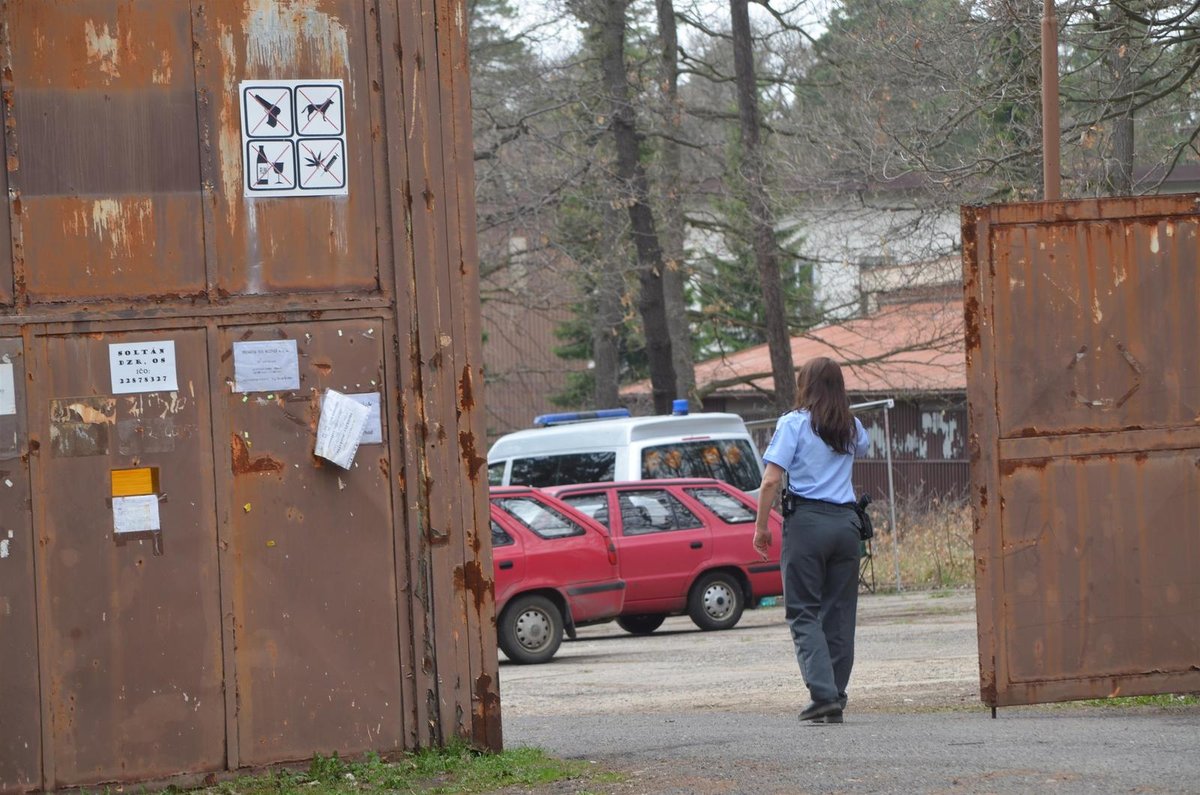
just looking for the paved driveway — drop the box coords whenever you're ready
[500,591,1200,793]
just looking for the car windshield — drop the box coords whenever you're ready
[494,497,585,539]
[641,439,761,491]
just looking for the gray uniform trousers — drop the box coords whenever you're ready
[781,501,862,704]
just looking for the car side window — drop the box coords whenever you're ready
[560,493,610,530]
[687,487,755,524]
[494,497,586,540]
[617,490,702,536]
[491,520,514,547]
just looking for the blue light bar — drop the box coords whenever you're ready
[532,408,632,427]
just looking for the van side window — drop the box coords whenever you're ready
[617,490,702,536]
[641,440,761,492]
[487,461,506,486]
[559,493,610,530]
[509,452,616,487]
[494,497,586,540]
[687,487,755,524]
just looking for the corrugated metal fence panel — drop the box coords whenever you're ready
[201,0,383,296]
[0,0,498,788]
[30,329,226,788]
[963,195,1200,708]
[9,1,207,303]
[0,339,40,793]
[220,321,403,766]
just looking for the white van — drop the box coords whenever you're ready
[486,410,765,496]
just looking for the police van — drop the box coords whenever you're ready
[486,407,765,497]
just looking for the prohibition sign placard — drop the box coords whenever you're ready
[240,78,348,198]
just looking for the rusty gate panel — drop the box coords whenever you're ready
[29,329,225,787]
[964,195,1200,707]
[0,340,41,794]
[219,320,403,766]
[198,0,381,296]
[7,1,207,302]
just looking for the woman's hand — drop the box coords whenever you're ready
[752,526,771,560]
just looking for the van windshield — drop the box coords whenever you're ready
[509,452,616,487]
[641,439,761,491]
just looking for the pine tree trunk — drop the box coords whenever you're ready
[730,0,795,410]
[599,0,677,414]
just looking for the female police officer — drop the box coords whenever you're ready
[753,356,870,724]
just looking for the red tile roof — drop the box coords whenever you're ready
[625,299,965,398]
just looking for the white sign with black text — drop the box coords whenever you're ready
[241,79,347,197]
[109,341,178,395]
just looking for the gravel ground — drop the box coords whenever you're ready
[497,590,1200,794]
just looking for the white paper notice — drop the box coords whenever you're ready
[0,362,15,416]
[109,341,178,395]
[233,340,300,393]
[113,495,161,534]
[314,389,370,469]
[347,392,382,444]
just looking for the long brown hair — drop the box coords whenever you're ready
[795,357,855,454]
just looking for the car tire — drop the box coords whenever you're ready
[616,614,666,635]
[498,594,564,664]
[688,571,745,631]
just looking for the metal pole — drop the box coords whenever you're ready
[1042,0,1061,201]
[883,404,901,592]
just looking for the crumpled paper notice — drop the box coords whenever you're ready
[314,388,370,469]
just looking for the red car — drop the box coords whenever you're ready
[543,478,783,634]
[490,486,625,664]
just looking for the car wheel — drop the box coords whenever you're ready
[498,594,564,664]
[616,614,666,635]
[688,571,745,631]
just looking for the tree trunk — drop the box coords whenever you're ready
[599,0,677,414]
[730,0,795,410]
[1105,7,1135,195]
[655,0,695,404]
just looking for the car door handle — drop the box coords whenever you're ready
[499,561,514,570]
[690,541,703,549]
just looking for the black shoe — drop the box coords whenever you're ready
[813,709,844,724]
[798,701,841,722]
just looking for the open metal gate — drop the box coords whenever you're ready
[963,195,1200,707]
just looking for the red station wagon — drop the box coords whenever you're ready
[490,486,626,664]
[543,478,783,634]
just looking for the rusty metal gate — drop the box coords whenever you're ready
[963,195,1200,708]
[0,2,498,792]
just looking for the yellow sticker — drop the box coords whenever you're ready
[243,503,252,513]
[266,540,276,547]
[111,468,159,497]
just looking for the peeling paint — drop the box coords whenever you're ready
[84,20,121,81]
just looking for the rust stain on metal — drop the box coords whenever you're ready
[459,430,485,480]
[230,434,284,476]
[453,560,491,614]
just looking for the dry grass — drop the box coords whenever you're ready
[863,496,975,592]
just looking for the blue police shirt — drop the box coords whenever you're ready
[763,410,870,505]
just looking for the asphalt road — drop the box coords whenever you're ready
[499,591,1200,794]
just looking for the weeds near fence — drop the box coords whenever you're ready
[864,495,974,592]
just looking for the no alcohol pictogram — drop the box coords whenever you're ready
[246,141,296,192]
[240,78,348,198]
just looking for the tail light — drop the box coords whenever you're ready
[607,540,618,566]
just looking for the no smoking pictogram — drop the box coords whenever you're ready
[240,79,348,197]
